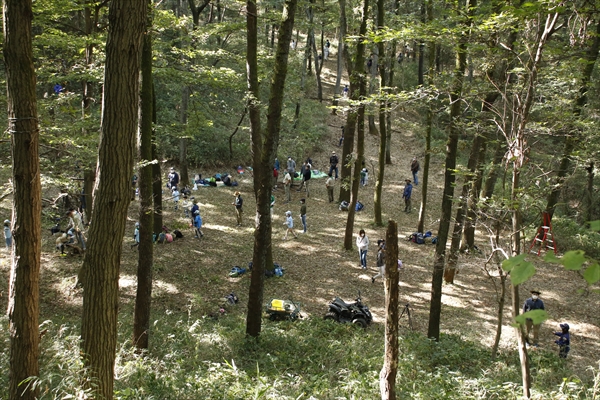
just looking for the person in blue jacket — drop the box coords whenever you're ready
[403,179,413,213]
[193,210,204,238]
[554,323,570,358]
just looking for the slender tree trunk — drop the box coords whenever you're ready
[245,0,297,337]
[444,133,483,283]
[4,0,42,397]
[481,135,506,203]
[151,84,162,234]
[373,0,386,226]
[586,162,594,222]
[368,49,378,136]
[133,13,154,351]
[80,1,146,397]
[544,21,599,220]
[463,137,486,249]
[338,0,355,204]
[379,220,399,400]
[416,0,434,234]
[179,86,189,188]
[427,0,471,341]
[331,2,345,113]
[343,0,368,250]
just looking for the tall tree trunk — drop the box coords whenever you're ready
[463,137,486,249]
[4,0,42,397]
[427,0,471,341]
[481,135,506,204]
[245,0,297,337]
[368,49,378,136]
[179,86,189,189]
[337,0,356,204]
[416,0,434,234]
[379,220,399,400]
[509,12,559,398]
[586,161,594,222]
[373,0,386,226]
[151,83,162,234]
[331,1,345,113]
[133,13,154,351]
[417,2,425,85]
[444,133,484,283]
[544,21,599,220]
[80,1,146,397]
[343,0,368,250]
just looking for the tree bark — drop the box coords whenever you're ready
[343,0,368,251]
[4,0,42,397]
[427,0,471,341]
[416,0,434,234]
[586,161,594,222]
[80,1,147,398]
[133,12,154,351]
[444,133,484,283]
[245,0,297,337]
[331,2,345,113]
[379,220,399,400]
[544,21,599,220]
[152,128,163,234]
[179,86,190,189]
[373,0,386,226]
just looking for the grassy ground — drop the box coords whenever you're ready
[0,58,599,398]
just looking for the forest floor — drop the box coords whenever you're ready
[0,56,599,384]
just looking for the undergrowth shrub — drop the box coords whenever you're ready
[552,217,600,259]
[1,313,598,399]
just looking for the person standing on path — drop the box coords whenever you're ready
[329,151,339,179]
[403,179,413,213]
[193,209,204,238]
[287,157,296,182]
[371,239,385,283]
[298,164,312,197]
[283,171,292,203]
[411,157,420,185]
[232,191,243,227]
[4,219,12,249]
[554,323,570,358]
[356,229,369,269]
[325,173,335,203]
[283,211,297,239]
[299,198,307,233]
[167,167,180,189]
[523,289,545,346]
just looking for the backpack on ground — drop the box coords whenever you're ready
[173,229,184,239]
[355,201,364,211]
[339,201,349,211]
[229,266,246,277]
[225,292,239,304]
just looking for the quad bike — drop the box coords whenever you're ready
[265,299,301,321]
[323,291,372,328]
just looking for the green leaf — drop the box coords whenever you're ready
[510,261,536,285]
[502,253,527,272]
[583,263,600,285]
[543,253,561,264]
[561,250,586,271]
[588,220,600,231]
[515,310,548,327]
